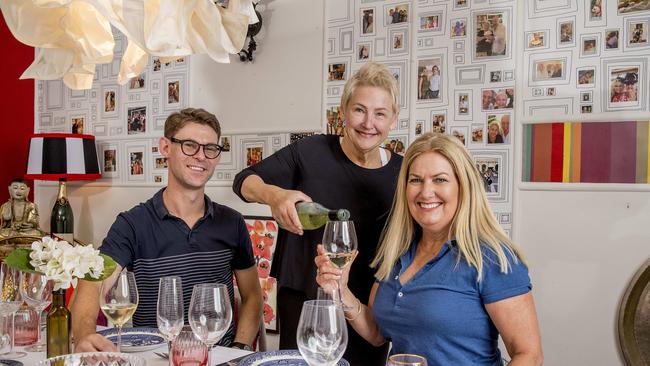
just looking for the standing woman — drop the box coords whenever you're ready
[315,133,543,365]
[232,62,402,365]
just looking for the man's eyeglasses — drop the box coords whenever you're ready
[170,137,224,159]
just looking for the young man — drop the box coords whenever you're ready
[72,108,262,352]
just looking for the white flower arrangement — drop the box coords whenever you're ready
[6,236,117,290]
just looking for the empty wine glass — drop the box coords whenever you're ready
[99,270,139,352]
[387,354,428,366]
[321,220,357,309]
[157,276,184,365]
[297,300,347,366]
[0,262,26,359]
[188,283,232,366]
[19,271,53,352]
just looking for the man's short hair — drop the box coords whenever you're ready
[164,108,221,139]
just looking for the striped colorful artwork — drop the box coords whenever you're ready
[522,121,650,183]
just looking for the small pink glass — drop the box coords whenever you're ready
[171,329,208,366]
[13,307,39,346]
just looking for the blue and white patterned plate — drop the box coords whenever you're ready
[97,327,165,353]
[239,350,349,366]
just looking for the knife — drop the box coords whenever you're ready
[215,353,254,366]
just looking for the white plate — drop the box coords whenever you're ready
[97,327,165,353]
[239,350,349,366]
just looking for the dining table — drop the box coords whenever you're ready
[12,343,253,365]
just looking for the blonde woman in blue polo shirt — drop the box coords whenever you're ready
[316,132,543,365]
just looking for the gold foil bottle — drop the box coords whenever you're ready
[50,180,74,243]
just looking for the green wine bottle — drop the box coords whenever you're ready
[296,202,350,230]
[51,180,74,243]
[46,289,71,358]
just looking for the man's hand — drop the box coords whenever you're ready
[74,333,117,353]
[267,189,312,235]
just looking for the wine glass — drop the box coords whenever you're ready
[99,270,139,352]
[296,300,348,366]
[0,262,26,359]
[387,354,428,366]
[188,283,232,366]
[321,220,358,308]
[157,276,183,365]
[19,271,53,352]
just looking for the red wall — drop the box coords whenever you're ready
[0,17,35,200]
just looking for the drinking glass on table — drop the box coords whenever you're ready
[19,271,53,352]
[297,300,347,366]
[188,283,232,366]
[99,269,139,352]
[171,327,208,366]
[387,354,428,366]
[0,262,26,358]
[321,220,357,309]
[157,276,184,365]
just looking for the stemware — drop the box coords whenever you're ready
[0,262,26,359]
[387,354,428,366]
[296,300,348,366]
[19,271,53,352]
[321,220,358,308]
[188,283,232,366]
[171,327,208,366]
[99,270,139,352]
[157,276,184,366]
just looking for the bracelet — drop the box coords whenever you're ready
[231,341,252,351]
[344,298,362,321]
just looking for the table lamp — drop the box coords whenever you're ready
[24,133,101,243]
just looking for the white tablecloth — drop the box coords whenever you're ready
[15,344,252,365]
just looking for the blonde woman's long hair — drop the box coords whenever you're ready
[371,132,526,282]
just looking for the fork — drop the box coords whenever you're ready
[154,351,169,359]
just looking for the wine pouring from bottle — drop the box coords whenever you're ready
[295,202,350,230]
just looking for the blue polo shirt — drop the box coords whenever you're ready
[99,188,255,346]
[372,240,531,365]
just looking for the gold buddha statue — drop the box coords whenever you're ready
[0,179,46,258]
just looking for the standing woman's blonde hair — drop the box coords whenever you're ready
[340,61,400,116]
[371,132,526,281]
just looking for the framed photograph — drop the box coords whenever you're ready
[525,30,549,50]
[454,40,465,52]
[127,72,147,93]
[126,105,147,135]
[503,70,514,81]
[607,65,641,109]
[532,88,544,97]
[385,60,408,109]
[585,0,606,27]
[454,89,473,121]
[605,29,621,50]
[580,33,601,57]
[471,123,485,144]
[416,57,444,102]
[581,90,593,102]
[69,112,87,134]
[153,174,165,184]
[577,67,596,87]
[357,42,372,62]
[100,143,119,178]
[529,52,571,86]
[383,134,408,156]
[360,7,376,36]
[388,28,409,56]
[153,156,168,170]
[241,139,267,168]
[384,3,409,26]
[450,126,468,146]
[243,216,280,333]
[451,18,467,37]
[174,56,186,68]
[163,74,183,110]
[100,85,119,119]
[557,16,576,48]
[581,104,593,113]
[326,105,343,136]
[618,0,650,14]
[152,57,162,72]
[218,135,233,165]
[327,61,349,82]
[486,113,511,144]
[430,110,447,133]
[125,142,148,182]
[546,87,557,96]
[490,71,502,83]
[455,65,486,85]
[472,150,508,202]
[454,0,470,10]
[415,120,424,135]
[472,8,512,61]
[454,54,465,65]
[418,11,444,34]
[481,87,514,111]
[625,18,650,49]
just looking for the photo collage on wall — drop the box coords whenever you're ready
[326,0,515,232]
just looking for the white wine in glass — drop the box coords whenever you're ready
[100,270,139,352]
[189,283,232,366]
[297,300,348,366]
[322,220,357,309]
